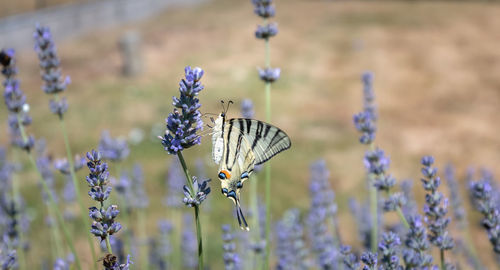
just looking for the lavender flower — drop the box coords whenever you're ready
[53,254,74,270]
[150,220,172,270]
[341,246,360,270]
[364,149,390,186]
[86,150,121,241]
[251,0,276,18]
[33,25,71,118]
[469,179,500,253]
[383,193,406,212]
[420,156,454,251]
[400,180,418,216]
[378,232,402,270]
[54,155,86,175]
[307,160,340,269]
[36,140,58,203]
[444,164,467,229]
[362,71,376,120]
[258,67,280,83]
[62,175,76,221]
[275,209,308,270]
[0,148,13,192]
[354,71,377,144]
[160,66,204,155]
[164,159,184,208]
[361,251,378,270]
[403,215,434,268]
[0,250,16,269]
[130,164,149,209]
[255,23,279,40]
[182,214,197,268]
[222,224,241,270]
[0,197,19,254]
[183,176,211,207]
[99,131,130,162]
[349,198,372,249]
[241,99,255,118]
[1,49,24,113]
[1,49,34,152]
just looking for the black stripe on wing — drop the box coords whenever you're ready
[228,118,291,165]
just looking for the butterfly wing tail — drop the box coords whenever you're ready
[236,202,250,231]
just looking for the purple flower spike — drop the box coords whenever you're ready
[86,150,121,242]
[255,23,278,40]
[252,0,276,18]
[33,25,71,118]
[160,66,205,155]
[258,67,280,83]
[420,156,454,252]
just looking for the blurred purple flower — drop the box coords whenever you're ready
[258,67,280,83]
[275,209,308,270]
[99,131,130,162]
[255,23,278,40]
[222,224,241,270]
[251,0,275,18]
[164,158,184,208]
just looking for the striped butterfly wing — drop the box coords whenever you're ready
[227,118,291,165]
[220,119,256,179]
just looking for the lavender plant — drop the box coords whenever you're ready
[378,232,402,270]
[469,179,500,255]
[34,25,98,266]
[2,48,81,269]
[99,131,130,163]
[159,66,208,270]
[182,213,198,269]
[275,209,308,270]
[307,160,341,269]
[222,224,241,270]
[354,72,408,253]
[86,150,131,269]
[420,156,454,269]
[251,0,281,265]
[341,246,360,270]
[403,215,435,268]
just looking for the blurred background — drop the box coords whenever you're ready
[1,0,500,269]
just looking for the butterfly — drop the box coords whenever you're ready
[210,101,291,230]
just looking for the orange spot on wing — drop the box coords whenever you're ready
[220,170,231,179]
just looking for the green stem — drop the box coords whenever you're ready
[16,115,82,270]
[263,21,273,270]
[177,152,204,270]
[396,207,410,229]
[440,249,445,270]
[106,236,113,254]
[56,96,98,267]
[369,183,378,253]
[138,210,149,270]
[48,205,63,258]
[384,190,409,229]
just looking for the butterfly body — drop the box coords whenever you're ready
[211,111,291,230]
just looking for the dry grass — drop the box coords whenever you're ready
[3,0,500,268]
